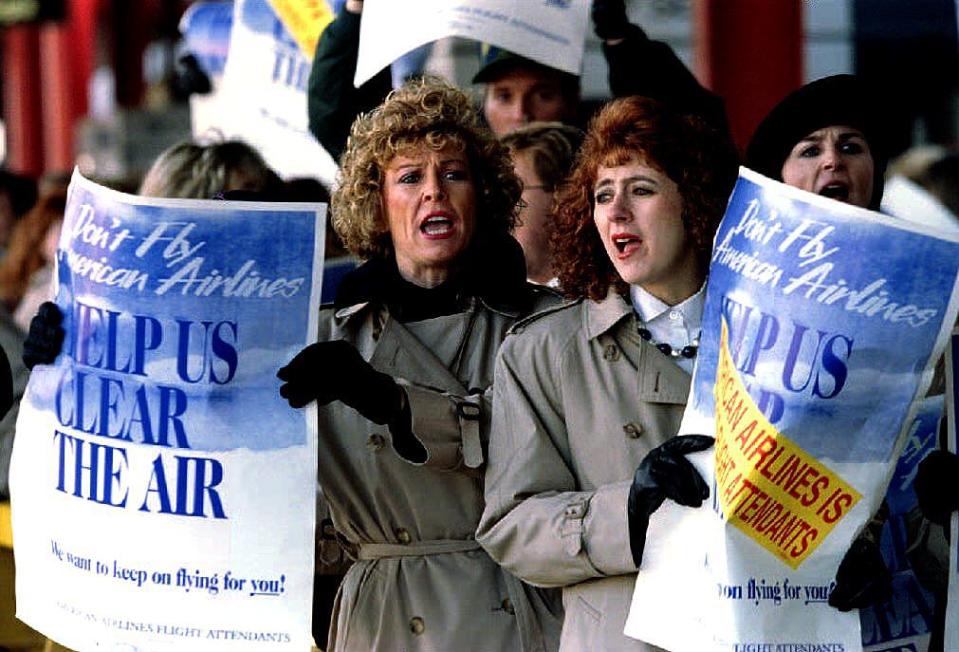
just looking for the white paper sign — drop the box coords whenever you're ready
[9,171,324,651]
[355,0,590,87]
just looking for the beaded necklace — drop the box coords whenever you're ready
[637,324,701,359]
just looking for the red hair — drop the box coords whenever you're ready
[0,189,66,309]
[551,96,737,300]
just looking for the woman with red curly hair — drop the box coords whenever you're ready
[478,96,737,651]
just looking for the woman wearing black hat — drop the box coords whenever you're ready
[748,76,959,652]
[746,74,886,211]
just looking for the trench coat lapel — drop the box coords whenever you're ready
[586,293,691,406]
[368,311,470,396]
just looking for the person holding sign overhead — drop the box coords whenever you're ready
[308,0,581,160]
[477,96,738,651]
[278,78,562,651]
[307,0,727,160]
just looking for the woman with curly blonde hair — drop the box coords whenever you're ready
[277,77,561,651]
[478,96,738,650]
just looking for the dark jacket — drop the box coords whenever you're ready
[307,9,391,163]
[0,308,27,500]
[307,12,729,161]
[602,23,729,135]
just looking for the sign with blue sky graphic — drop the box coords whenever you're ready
[10,171,325,651]
[627,168,959,652]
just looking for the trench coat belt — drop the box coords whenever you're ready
[356,539,481,560]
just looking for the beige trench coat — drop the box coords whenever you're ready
[477,291,693,652]
[316,294,562,652]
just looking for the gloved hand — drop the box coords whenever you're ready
[591,0,631,41]
[277,340,403,424]
[914,449,959,526]
[22,301,65,370]
[628,434,713,567]
[828,537,892,611]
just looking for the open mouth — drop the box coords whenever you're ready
[613,234,642,256]
[818,183,850,202]
[421,215,454,237]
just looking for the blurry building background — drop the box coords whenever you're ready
[0,0,957,187]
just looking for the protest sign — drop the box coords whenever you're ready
[9,171,324,651]
[179,1,233,79]
[354,0,590,87]
[860,396,941,652]
[266,0,334,60]
[946,329,959,652]
[195,0,337,184]
[625,168,959,652]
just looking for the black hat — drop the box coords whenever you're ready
[472,45,579,88]
[746,74,887,209]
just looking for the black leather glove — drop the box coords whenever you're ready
[592,0,631,41]
[915,449,959,526]
[628,434,713,567]
[22,301,65,370]
[277,340,403,424]
[828,536,892,611]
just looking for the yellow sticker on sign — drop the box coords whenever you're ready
[713,318,861,569]
[267,0,335,59]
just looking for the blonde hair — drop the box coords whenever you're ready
[333,77,521,259]
[499,122,584,191]
[138,139,281,199]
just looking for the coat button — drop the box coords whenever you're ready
[320,519,337,539]
[395,528,412,544]
[367,434,385,451]
[409,616,425,635]
[501,598,515,615]
[623,422,643,439]
[564,503,585,518]
[603,344,620,361]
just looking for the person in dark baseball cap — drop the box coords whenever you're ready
[308,0,725,158]
[472,46,580,136]
[746,74,887,210]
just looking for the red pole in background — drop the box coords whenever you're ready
[39,24,76,173]
[693,0,804,152]
[2,0,98,177]
[2,25,44,176]
[39,0,100,173]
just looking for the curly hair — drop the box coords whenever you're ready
[333,77,521,259]
[552,96,738,301]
